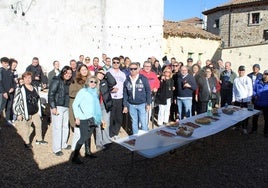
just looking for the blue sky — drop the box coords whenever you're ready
[164,0,229,21]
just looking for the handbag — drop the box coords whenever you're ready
[210,93,217,100]
[88,117,97,128]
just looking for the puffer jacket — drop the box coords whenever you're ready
[48,76,70,108]
[99,72,116,112]
[253,79,268,107]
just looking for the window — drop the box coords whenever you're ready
[198,53,203,60]
[264,30,268,41]
[188,52,194,58]
[213,19,219,28]
[248,12,261,25]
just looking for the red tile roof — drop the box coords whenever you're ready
[163,20,220,40]
[203,0,268,15]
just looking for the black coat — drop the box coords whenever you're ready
[99,72,116,112]
[156,79,174,105]
[48,76,70,108]
[26,64,47,87]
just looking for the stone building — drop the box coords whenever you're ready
[202,0,268,72]
[203,0,268,48]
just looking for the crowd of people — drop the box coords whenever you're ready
[1,55,268,164]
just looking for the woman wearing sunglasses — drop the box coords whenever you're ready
[71,76,102,164]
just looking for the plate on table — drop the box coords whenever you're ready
[176,125,194,137]
[222,108,235,115]
[156,130,176,137]
[183,122,200,129]
[195,117,211,125]
[203,116,220,121]
[166,121,179,130]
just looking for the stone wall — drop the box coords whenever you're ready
[221,43,268,74]
[163,36,221,64]
[206,5,268,48]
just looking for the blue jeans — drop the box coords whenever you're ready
[177,98,192,120]
[129,103,148,134]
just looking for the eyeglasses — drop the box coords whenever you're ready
[90,80,97,84]
[130,68,138,71]
[113,61,120,64]
[172,65,179,67]
[85,59,90,61]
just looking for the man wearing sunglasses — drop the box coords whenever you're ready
[108,57,126,139]
[123,62,151,135]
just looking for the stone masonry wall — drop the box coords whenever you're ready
[206,5,268,48]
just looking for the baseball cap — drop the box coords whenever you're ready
[253,64,260,69]
[238,65,245,71]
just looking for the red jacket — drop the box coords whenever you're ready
[139,70,160,91]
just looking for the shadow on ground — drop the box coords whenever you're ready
[1,116,268,187]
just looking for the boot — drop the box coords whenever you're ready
[84,139,97,158]
[72,143,83,164]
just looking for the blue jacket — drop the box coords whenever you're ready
[123,74,151,107]
[253,79,268,107]
[247,72,263,85]
[72,87,102,125]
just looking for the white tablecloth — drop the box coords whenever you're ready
[114,106,259,158]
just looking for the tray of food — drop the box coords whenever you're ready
[203,116,220,121]
[176,125,194,137]
[195,117,211,125]
[156,130,176,137]
[222,108,235,115]
[183,122,200,129]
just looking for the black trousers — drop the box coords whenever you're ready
[0,93,14,121]
[234,101,249,129]
[251,104,261,131]
[109,98,123,137]
[77,119,95,146]
[262,106,268,134]
[220,89,233,107]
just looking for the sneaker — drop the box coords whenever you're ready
[63,145,72,150]
[24,143,33,150]
[55,151,63,156]
[36,140,48,145]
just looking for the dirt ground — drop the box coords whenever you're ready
[0,114,268,188]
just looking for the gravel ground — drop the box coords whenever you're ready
[0,115,268,188]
